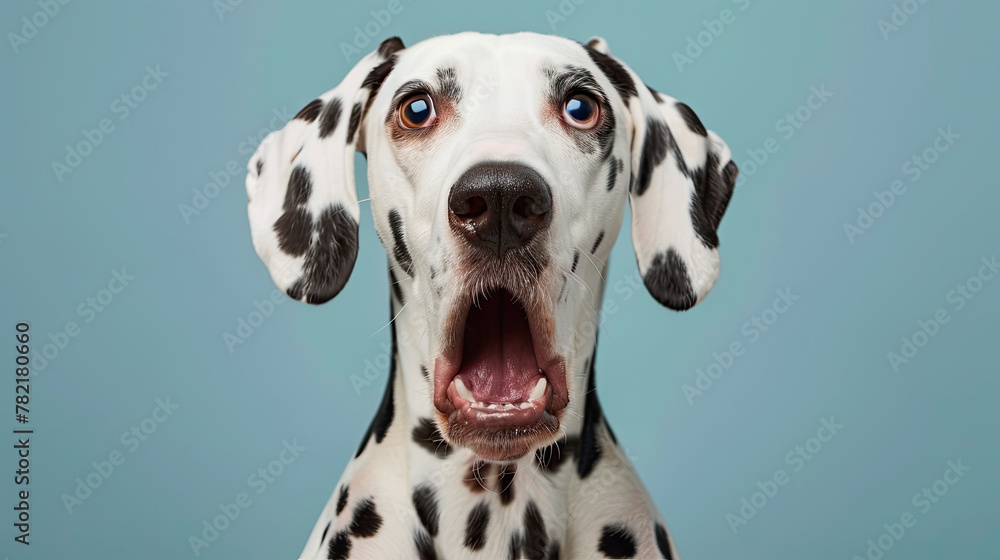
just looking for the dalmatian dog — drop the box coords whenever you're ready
[245,32,737,560]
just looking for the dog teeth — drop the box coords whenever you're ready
[454,378,475,402]
[518,402,532,410]
[529,378,546,401]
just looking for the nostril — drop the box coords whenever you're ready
[512,196,548,221]
[454,196,488,220]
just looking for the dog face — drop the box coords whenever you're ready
[246,33,737,461]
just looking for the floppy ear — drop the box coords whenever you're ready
[245,38,404,304]
[586,37,738,311]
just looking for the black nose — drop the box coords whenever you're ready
[448,162,552,255]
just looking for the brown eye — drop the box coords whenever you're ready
[563,94,600,129]
[399,94,435,128]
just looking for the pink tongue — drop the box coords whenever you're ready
[458,291,538,403]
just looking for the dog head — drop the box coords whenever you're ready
[246,33,737,461]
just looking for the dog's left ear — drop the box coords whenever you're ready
[245,37,404,304]
[586,38,738,311]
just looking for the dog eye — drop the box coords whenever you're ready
[563,94,600,129]
[399,94,435,129]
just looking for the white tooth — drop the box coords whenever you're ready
[529,378,547,401]
[488,403,501,410]
[519,402,532,410]
[455,378,475,402]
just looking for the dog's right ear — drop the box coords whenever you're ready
[245,38,404,304]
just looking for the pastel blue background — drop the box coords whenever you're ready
[2,1,998,558]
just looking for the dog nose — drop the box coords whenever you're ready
[448,162,552,255]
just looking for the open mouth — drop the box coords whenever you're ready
[434,288,567,461]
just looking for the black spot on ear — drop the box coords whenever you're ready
[571,251,580,273]
[285,204,360,304]
[584,46,637,101]
[464,501,491,550]
[436,67,462,102]
[498,464,516,505]
[643,248,697,311]
[356,319,396,456]
[255,159,264,176]
[363,55,397,99]
[412,417,451,458]
[646,84,664,103]
[274,207,312,257]
[546,540,561,560]
[414,528,437,560]
[327,530,351,560]
[591,231,605,254]
[523,501,548,559]
[412,485,440,537]
[655,523,674,559]
[295,98,324,123]
[689,152,736,250]
[535,436,578,473]
[336,485,350,516]
[635,118,669,196]
[722,160,739,191]
[318,98,343,139]
[599,524,638,558]
[346,102,363,144]
[675,102,707,136]
[576,350,604,478]
[388,209,414,276]
[378,36,405,58]
[348,498,383,538]
[319,521,331,546]
[389,268,405,305]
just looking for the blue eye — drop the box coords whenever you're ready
[564,94,599,128]
[400,94,434,128]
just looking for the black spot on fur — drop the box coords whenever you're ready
[318,98,343,139]
[412,485,440,537]
[295,98,324,123]
[591,231,605,254]
[635,118,669,196]
[255,159,264,176]
[362,56,397,100]
[498,464,516,505]
[508,531,524,560]
[547,540,561,560]
[284,166,312,208]
[466,460,489,493]
[606,157,620,191]
[571,251,580,273]
[327,530,351,560]
[584,46,637,101]
[722,160,739,191]
[284,204,360,304]
[346,102,363,144]
[675,102,707,136]
[336,485,349,516]
[389,268,405,305]
[688,150,733,249]
[319,521,331,546]
[414,528,437,560]
[523,501,548,559]
[348,498,383,538]
[535,437,579,473]
[643,248,697,311]
[576,350,603,479]
[464,501,491,550]
[421,365,429,380]
[388,209,414,276]
[355,319,397,456]
[436,67,462,102]
[599,524,638,558]
[378,36,405,58]
[412,417,450,458]
[274,207,312,257]
[646,84,664,103]
[655,523,674,559]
